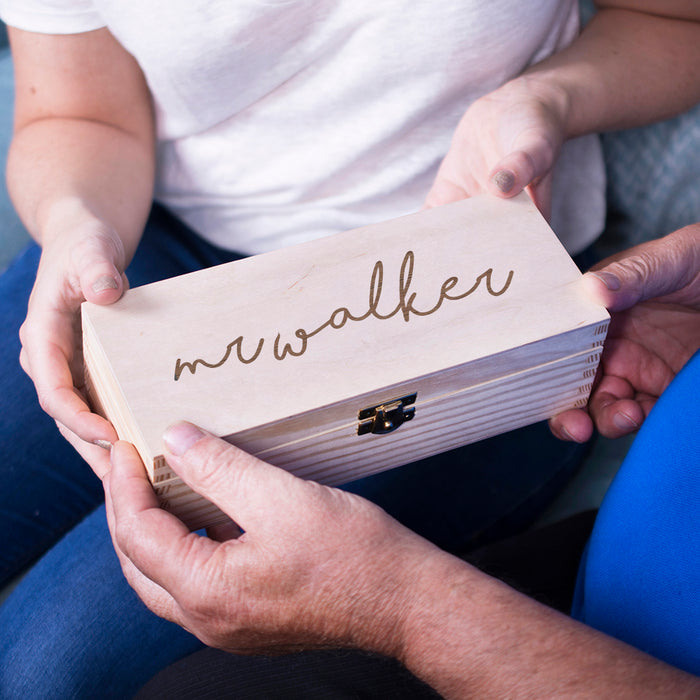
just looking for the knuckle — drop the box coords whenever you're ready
[18,320,28,344]
[36,390,54,415]
[114,514,139,557]
[74,226,126,271]
[613,246,680,300]
[18,348,31,376]
[18,318,37,347]
[615,253,654,285]
[514,148,541,181]
[181,585,214,620]
[193,452,225,490]
[190,439,240,492]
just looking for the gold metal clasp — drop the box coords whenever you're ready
[357,393,417,436]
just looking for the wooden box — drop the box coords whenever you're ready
[82,193,609,529]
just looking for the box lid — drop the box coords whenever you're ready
[82,193,608,480]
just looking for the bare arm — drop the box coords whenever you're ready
[533,1,700,137]
[6,26,155,474]
[400,550,699,699]
[426,1,700,211]
[107,426,700,699]
[7,26,155,251]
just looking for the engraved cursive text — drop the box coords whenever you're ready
[173,250,514,380]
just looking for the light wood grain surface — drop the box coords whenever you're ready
[83,193,609,529]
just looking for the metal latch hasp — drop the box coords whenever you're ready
[357,393,417,436]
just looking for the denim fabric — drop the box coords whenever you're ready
[0,506,204,699]
[0,205,244,586]
[0,207,240,697]
[0,244,106,584]
[0,204,588,698]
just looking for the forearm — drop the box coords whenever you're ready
[7,116,154,260]
[394,550,700,699]
[518,4,700,139]
[106,426,700,697]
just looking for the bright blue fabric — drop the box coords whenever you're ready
[573,349,700,675]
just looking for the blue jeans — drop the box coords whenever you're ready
[0,205,589,698]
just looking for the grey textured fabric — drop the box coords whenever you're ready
[597,106,700,258]
[579,0,700,257]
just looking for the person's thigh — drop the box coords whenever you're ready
[0,505,203,700]
[0,242,105,585]
[137,647,442,700]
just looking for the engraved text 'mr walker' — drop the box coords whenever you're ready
[173,250,514,381]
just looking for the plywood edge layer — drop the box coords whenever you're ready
[151,320,607,483]
[155,343,601,528]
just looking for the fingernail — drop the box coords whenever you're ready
[163,421,205,456]
[491,169,515,194]
[613,411,639,432]
[92,275,119,294]
[94,439,113,450]
[590,271,621,292]
[560,426,577,442]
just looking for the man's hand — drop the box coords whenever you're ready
[105,423,700,699]
[551,225,700,442]
[104,422,437,656]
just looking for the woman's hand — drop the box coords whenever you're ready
[424,76,569,219]
[425,3,700,216]
[7,26,157,476]
[19,205,130,477]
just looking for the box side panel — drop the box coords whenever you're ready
[159,339,604,529]
[152,318,607,483]
[82,313,156,478]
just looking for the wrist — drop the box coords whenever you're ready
[337,536,442,659]
[37,197,128,268]
[37,196,102,245]
[505,71,573,139]
[392,549,486,692]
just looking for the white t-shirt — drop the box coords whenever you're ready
[0,0,605,255]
